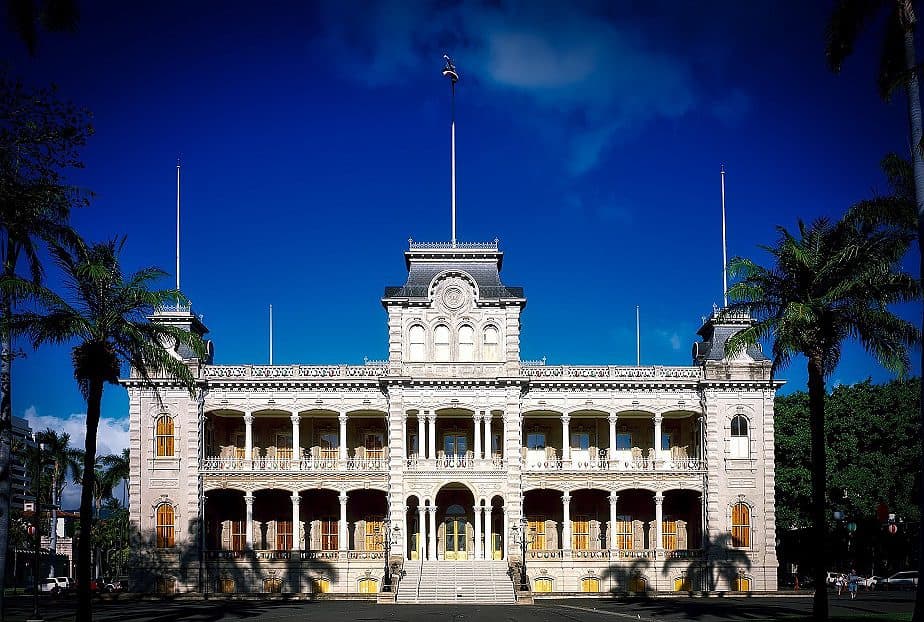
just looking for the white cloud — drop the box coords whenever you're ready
[669,333,682,351]
[23,406,129,510]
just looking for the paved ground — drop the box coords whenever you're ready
[3,591,915,622]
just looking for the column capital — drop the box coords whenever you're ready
[474,412,484,422]
[243,414,254,425]
[561,493,571,503]
[338,413,348,424]
[338,492,349,504]
[291,493,301,503]
[654,492,664,505]
[653,414,663,425]
[608,494,618,505]
[561,415,571,424]
[290,413,300,423]
[244,493,254,505]
[608,415,619,425]
[427,505,438,514]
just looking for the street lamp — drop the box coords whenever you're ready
[511,517,531,591]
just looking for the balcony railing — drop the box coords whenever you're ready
[205,549,377,561]
[522,453,705,473]
[521,364,701,380]
[201,456,387,473]
[405,455,506,470]
[522,548,703,561]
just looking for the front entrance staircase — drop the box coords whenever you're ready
[396,560,516,604]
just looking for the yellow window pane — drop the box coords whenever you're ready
[736,577,750,592]
[581,578,600,593]
[315,578,331,593]
[359,578,378,594]
[534,578,553,593]
[673,577,692,591]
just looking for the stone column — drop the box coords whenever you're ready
[417,412,426,459]
[401,413,407,459]
[244,413,254,461]
[562,493,572,551]
[418,505,427,560]
[291,493,301,551]
[654,492,664,550]
[474,412,483,461]
[427,506,437,560]
[653,415,663,464]
[484,414,492,459]
[502,506,509,561]
[474,500,483,559]
[339,492,348,551]
[339,414,348,462]
[402,506,409,559]
[561,415,571,463]
[244,493,254,549]
[608,416,618,462]
[608,494,619,550]
[290,413,300,461]
[484,505,492,559]
[428,413,437,461]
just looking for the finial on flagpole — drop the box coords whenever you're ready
[443,55,459,247]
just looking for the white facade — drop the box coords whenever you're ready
[125,241,780,596]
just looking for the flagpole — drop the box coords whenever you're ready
[269,304,274,365]
[176,159,181,293]
[721,165,728,308]
[443,55,459,247]
[636,305,640,366]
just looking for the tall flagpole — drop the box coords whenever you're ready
[636,305,640,366]
[443,55,459,246]
[269,304,274,365]
[176,159,181,292]
[721,165,728,308]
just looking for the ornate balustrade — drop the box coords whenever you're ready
[203,364,387,380]
[405,455,506,471]
[522,455,705,473]
[206,550,360,561]
[521,364,701,380]
[201,456,387,473]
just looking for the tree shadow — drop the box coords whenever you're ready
[662,531,754,594]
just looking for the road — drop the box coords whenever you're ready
[4,591,914,622]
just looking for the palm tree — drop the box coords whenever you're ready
[0,74,91,618]
[99,449,128,508]
[33,429,81,578]
[725,215,919,620]
[21,237,204,622]
[827,6,924,616]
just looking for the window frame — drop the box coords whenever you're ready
[731,502,751,548]
[458,324,475,361]
[155,414,175,458]
[434,324,451,362]
[408,324,426,361]
[483,326,500,361]
[730,415,749,458]
[156,504,175,548]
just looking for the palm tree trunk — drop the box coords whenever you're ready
[808,355,829,621]
[77,376,104,622]
[49,483,58,578]
[0,285,13,620]
[899,7,924,620]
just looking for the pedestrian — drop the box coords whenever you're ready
[837,574,845,597]
[848,570,859,600]
[793,574,800,591]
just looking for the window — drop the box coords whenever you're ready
[661,432,672,451]
[231,520,246,551]
[483,326,499,360]
[533,578,553,593]
[365,518,384,551]
[616,432,632,451]
[358,578,378,594]
[155,415,175,457]
[276,521,292,551]
[263,577,283,593]
[570,432,590,450]
[674,576,692,591]
[735,576,751,592]
[434,325,451,361]
[662,519,678,550]
[409,432,419,455]
[444,434,467,456]
[218,577,235,593]
[459,325,474,361]
[628,575,647,592]
[572,517,590,550]
[527,519,546,550]
[581,577,600,593]
[731,502,751,548]
[155,577,176,594]
[365,433,384,459]
[156,504,175,548]
[321,519,339,550]
[526,432,546,450]
[320,430,339,459]
[730,415,749,458]
[314,578,331,593]
[409,325,426,361]
[615,519,633,550]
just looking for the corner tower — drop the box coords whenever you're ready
[382,240,525,377]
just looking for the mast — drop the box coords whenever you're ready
[721,165,728,308]
[176,159,181,292]
[442,55,459,246]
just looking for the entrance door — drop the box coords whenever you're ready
[492,532,503,560]
[444,517,467,560]
[444,434,467,456]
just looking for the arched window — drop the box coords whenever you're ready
[314,577,331,593]
[483,326,499,361]
[434,325,450,361]
[458,325,475,361]
[533,577,553,593]
[155,415,175,457]
[730,415,749,458]
[263,577,283,593]
[156,504,175,548]
[581,577,600,592]
[731,502,751,548]
[409,325,426,361]
[358,578,378,593]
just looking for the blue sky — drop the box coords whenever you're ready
[5,1,921,506]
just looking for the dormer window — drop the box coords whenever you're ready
[483,326,499,361]
[434,325,451,361]
[409,325,426,361]
[459,325,474,361]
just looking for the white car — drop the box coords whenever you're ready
[37,578,67,594]
[882,571,919,590]
[862,575,883,589]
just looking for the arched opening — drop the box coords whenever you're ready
[435,484,475,560]
[662,489,703,550]
[406,496,421,560]
[489,495,505,560]
[522,489,564,551]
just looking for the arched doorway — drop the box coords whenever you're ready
[436,484,474,561]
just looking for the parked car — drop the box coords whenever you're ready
[862,576,883,590]
[38,577,69,594]
[56,577,74,593]
[826,571,844,586]
[882,571,919,590]
[102,577,126,593]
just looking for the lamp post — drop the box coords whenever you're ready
[381,517,392,592]
[511,517,531,590]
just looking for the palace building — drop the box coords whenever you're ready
[125,240,780,600]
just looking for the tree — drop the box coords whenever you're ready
[21,237,204,622]
[0,74,91,616]
[33,428,81,579]
[5,0,80,56]
[726,215,919,620]
[827,3,924,616]
[99,449,128,508]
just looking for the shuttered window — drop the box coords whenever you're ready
[731,503,750,548]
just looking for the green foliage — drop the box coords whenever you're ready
[776,378,921,529]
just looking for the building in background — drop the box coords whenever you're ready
[125,241,781,599]
[12,416,34,511]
